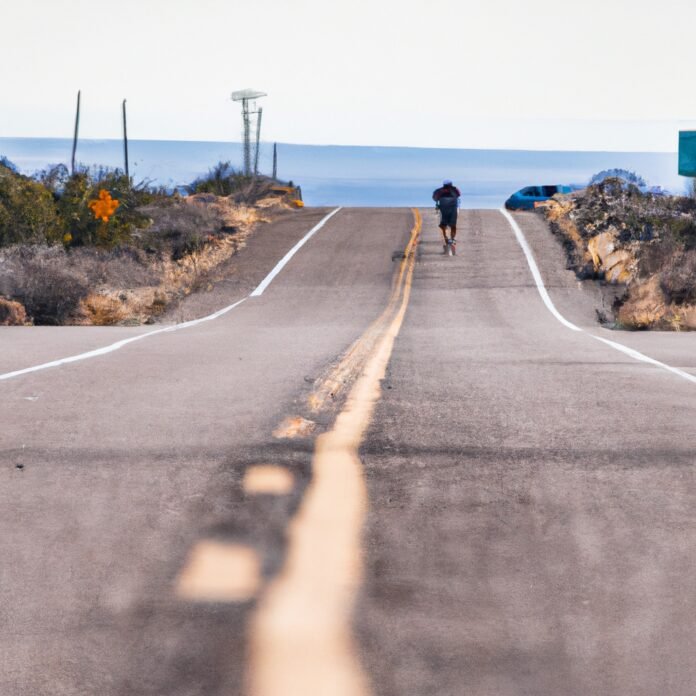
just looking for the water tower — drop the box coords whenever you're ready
[231,89,266,176]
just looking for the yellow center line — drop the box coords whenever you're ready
[308,210,422,413]
[247,209,422,696]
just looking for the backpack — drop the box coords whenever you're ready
[437,189,459,212]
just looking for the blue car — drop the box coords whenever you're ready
[505,185,572,210]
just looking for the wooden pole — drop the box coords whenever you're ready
[242,99,251,176]
[122,99,129,181]
[254,107,263,177]
[71,90,81,175]
[272,142,277,180]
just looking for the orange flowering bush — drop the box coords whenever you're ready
[88,189,119,222]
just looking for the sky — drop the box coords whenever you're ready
[3,0,696,151]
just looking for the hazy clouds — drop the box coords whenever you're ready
[3,0,696,149]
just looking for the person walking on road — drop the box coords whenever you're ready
[432,179,461,251]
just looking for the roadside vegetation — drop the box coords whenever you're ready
[0,159,301,325]
[541,171,696,330]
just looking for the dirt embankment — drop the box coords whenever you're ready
[0,194,292,326]
[78,196,269,326]
[541,180,696,330]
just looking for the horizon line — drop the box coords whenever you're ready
[0,135,680,156]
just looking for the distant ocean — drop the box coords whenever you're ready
[0,137,685,208]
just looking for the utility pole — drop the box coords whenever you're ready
[254,107,263,177]
[242,99,251,175]
[231,89,266,177]
[71,90,81,175]
[272,142,278,180]
[122,99,130,181]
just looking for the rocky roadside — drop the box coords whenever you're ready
[541,179,696,330]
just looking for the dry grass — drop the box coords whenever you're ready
[659,249,696,305]
[0,297,27,325]
[0,246,91,324]
[616,276,667,329]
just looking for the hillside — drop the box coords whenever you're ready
[0,161,301,325]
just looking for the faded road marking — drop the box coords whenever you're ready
[308,211,422,413]
[273,416,316,439]
[502,208,696,385]
[248,209,421,696]
[244,465,295,495]
[176,540,260,602]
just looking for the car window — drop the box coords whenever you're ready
[542,186,558,196]
[521,187,537,196]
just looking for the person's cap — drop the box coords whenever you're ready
[443,179,453,185]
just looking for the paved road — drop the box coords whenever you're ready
[2,207,696,695]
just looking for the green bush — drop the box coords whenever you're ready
[35,163,71,195]
[0,163,62,245]
[0,157,272,259]
[189,161,275,203]
[56,168,149,248]
[190,161,250,196]
[667,216,696,250]
[660,250,696,305]
[42,166,167,248]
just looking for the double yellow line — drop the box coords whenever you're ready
[248,209,422,696]
[308,209,422,414]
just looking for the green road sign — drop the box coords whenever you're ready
[679,131,696,176]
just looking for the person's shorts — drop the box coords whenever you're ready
[439,208,458,227]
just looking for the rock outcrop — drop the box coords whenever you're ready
[542,179,696,330]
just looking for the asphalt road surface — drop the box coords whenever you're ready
[2,207,696,696]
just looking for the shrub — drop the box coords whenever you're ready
[190,161,247,196]
[48,166,168,249]
[137,199,224,260]
[189,161,275,203]
[56,171,97,245]
[589,169,647,189]
[660,249,696,305]
[668,216,696,250]
[0,243,159,324]
[0,163,62,245]
[67,246,159,288]
[689,178,696,201]
[80,294,128,326]
[1,245,90,324]
[57,169,133,247]
[0,156,18,173]
[36,163,71,195]
[0,297,27,325]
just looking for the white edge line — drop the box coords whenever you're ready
[589,334,696,384]
[250,207,342,297]
[500,208,696,385]
[501,208,580,332]
[1,205,344,383]
[0,299,248,382]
